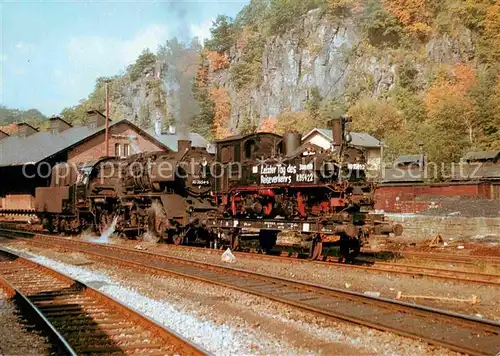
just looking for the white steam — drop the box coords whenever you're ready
[94,216,119,244]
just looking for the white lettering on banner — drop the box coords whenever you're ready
[260,163,315,185]
[299,163,313,171]
[261,175,292,184]
[296,173,315,182]
[261,165,277,174]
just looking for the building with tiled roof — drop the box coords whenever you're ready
[0,111,209,210]
[302,127,383,173]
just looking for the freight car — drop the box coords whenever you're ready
[209,116,402,261]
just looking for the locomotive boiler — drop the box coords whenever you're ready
[210,116,402,261]
[35,139,217,244]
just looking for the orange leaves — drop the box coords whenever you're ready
[258,118,277,133]
[425,64,477,135]
[194,63,209,89]
[210,87,232,139]
[206,51,230,71]
[452,63,477,95]
[482,2,500,63]
[382,0,434,38]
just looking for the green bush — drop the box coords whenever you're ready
[230,32,265,90]
[361,0,403,47]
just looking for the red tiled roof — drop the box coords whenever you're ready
[0,123,18,135]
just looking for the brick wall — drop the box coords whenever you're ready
[375,183,492,213]
[68,123,166,164]
[387,214,500,241]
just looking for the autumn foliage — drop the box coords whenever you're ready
[425,64,477,125]
[258,118,277,133]
[210,87,232,139]
[382,0,435,38]
[482,2,500,63]
[206,51,230,71]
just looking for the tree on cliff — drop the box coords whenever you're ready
[205,15,238,54]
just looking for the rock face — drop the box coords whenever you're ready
[112,8,476,135]
[210,9,398,130]
[208,9,475,132]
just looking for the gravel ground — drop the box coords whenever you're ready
[0,292,51,355]
[72,236,500,322]
[1,242,460,356]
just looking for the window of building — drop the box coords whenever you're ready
[123,144,130,157]
[114,143,121,157]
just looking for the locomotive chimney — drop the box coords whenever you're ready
[330,118,343,147]
[178,139,191,153]
[283,131,302,156]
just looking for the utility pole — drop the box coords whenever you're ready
[379,141,385,182]
[105,81,110,157]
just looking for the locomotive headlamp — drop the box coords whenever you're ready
[344,132,352,143]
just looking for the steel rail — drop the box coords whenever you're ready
[0,277,77,356]
[0,246,208,355]
[2,227,499,287]
[8,233,500,356]
[394,249,500,265]
[135,241,500,286]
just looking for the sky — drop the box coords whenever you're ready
[0,0,248,116]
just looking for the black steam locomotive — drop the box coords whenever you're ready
[35,140,217,244]
[211,116,402,260]
[29,116,401,260]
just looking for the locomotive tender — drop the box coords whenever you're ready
[25,115,401,260]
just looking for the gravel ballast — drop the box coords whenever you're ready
[2,242,461,355]
[100,239,500,321]
[0,292,51,355]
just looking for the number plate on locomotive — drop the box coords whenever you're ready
[347,163,366,170]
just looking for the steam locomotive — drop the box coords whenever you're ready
[24,116,401,260]
[35,139,218,245]
[211,116,402,260]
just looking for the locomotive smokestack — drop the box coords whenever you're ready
[178,139,191,153]
[330,118,343,147]
[283,131,302,156]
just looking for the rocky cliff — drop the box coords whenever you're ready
[208,8,477,132]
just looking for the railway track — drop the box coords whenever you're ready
[392,249,500,266]
[0,247,206,355]
[141,242,500,286]
[2,227,499,287]
[2,231,499,355]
